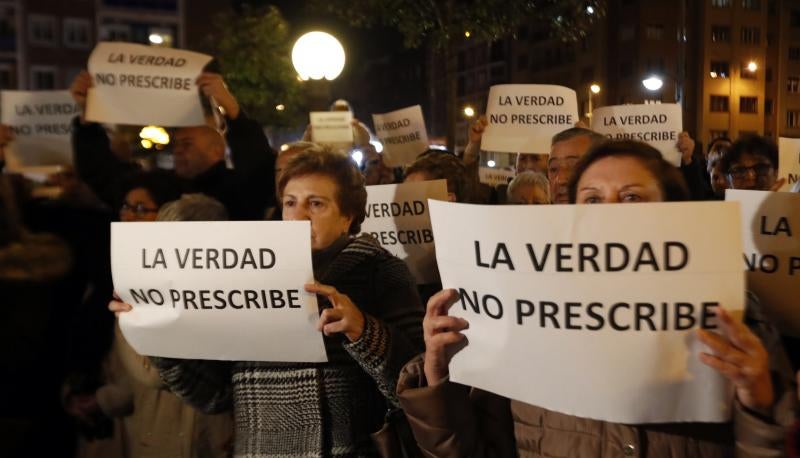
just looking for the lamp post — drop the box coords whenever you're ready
[588,83,601,119]
[292,31,346,111]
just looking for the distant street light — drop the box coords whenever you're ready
[586,5,595,14]
[463,106,475,117]
[642,76,664,91]
[139,125,169,145]
[148,33,163,45]
[292,32,345,81]
[275,104,285,111]
[590,83,601,94]
[465,31,471,38]
[487,159,496,168]
[747,61,758,72]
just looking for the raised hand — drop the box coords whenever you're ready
[423,289,470,385]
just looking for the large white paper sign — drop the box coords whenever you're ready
[726,190,800,335]
[591,103,683,166]
[1,90,78,169]
[372,105,429,167]
[429,200,744,424]
[86,42,212,126]
[778,137,800,192]
[310,111,354,145]
[112,221,327,362]
[481,84,578,154]
[361,180,448,284]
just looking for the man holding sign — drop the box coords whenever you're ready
[398,141,791,457]
[70,44,276,220]
[111,148,424,456]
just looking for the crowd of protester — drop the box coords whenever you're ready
[0,60,798,458]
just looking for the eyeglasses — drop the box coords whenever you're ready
[727,163,774,181]
[120,202,159,215]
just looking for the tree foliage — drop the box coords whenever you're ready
[208,5,303,127]
[310,0,607,49]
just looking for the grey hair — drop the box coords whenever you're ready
[156,193,228,222]
[281,141,318,155]
[507,171,550,201]
[551,127,606,147]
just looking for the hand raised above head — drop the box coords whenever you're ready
[468,115,488,144]
[70,70,93,112]
[196,72,240,120]
[677,131,696,166]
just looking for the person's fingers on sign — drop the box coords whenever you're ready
[196,72,240,120]
[109,291,133,319]
[69,70,94,115]
[0,123,14,161]
[696,306,774,415]
[677,131,696,165]
[306,282,366,343]
[468,115,488,144]
[769,177,787,192]
[423,288,470,385]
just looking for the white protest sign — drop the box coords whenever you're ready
[429,200,744,424]
[362,180,447,284]
[778,137,800,192]
[111,221,327,362]
[310,111,354,145]
[1,90,79,169]
[591,104,683,166]
[479,166,515,187]
[481,84,578,154]
[86,42,212,126]
[372,105,429,167]
[726,190,800,335]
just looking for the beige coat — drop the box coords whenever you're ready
[94,325,233,457]
[397,301,795,457]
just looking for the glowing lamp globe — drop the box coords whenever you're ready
[292,32,346,81]
[642,76,664,91]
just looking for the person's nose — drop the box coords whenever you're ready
[287,204,310,221]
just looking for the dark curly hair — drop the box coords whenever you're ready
[277,145,367,234]
[405,150,469,202]
[567,140,690,203]
[120,170,184,209]
[718,134,778,174]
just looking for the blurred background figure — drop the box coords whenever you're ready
[506,171,550,205]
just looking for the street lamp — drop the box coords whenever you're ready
[587,83,601,118]
[292,32,345,81]
[642,76,664,91]
[463,106,475,118]
[747,61,758,73]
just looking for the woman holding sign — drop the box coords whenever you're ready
[398,140,794,457]
[111,146,424,456]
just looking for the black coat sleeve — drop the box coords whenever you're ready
[679,156,712,201]
[71,116,139,209]
[226,112,277,211]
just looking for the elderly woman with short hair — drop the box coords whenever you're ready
[505,171,550,205]
[111,146,424,457]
